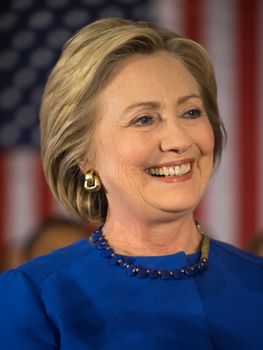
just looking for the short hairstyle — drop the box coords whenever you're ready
[40,17,226,226]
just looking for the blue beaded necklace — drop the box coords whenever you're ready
[92,224,210,280]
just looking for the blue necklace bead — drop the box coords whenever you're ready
[126,265,136,276]
[148,269,159,279]
[172,269,185,279]
[136,267,148,279]
[91,227,210,281]
[160,270,172,280]
[101,248,114,257]
[109,254,121,265]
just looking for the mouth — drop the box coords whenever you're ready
[145,161,192,177]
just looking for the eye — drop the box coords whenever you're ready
[183,108,202,119]
[133,115,154,126]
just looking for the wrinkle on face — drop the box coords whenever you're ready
[90,51,214,224]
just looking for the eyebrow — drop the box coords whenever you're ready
[123,94,202,113]
[177,93,202,104]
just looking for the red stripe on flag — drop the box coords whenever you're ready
[237,0,259,246]
[182,0,203,43]
[36,153,54,220]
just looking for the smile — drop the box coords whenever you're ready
[146,162,191,177]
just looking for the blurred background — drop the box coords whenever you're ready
[0,0,262,269]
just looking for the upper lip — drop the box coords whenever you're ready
[145,158,195,170]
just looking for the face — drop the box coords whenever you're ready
[91,51,214,222]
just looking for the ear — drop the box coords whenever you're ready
[78,154,96,175]
[79,160,92,175]
[77,142,97,174]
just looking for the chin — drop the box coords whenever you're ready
[148,195,200,215]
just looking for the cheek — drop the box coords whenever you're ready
[109,133,149,168]
[200,124,215,181]
[96,134,143,184]
[198,121,215,157]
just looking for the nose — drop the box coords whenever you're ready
[159,121,193,154]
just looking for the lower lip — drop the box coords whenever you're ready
[146,168,193,183]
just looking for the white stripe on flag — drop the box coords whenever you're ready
[201,0,238,244]
[5,149,39,245]
[153,0,183,34]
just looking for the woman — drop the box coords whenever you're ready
[0,18,263,349]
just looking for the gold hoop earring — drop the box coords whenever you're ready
[84,170,101,192]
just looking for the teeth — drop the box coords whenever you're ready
[148,163,191,177]
[163,167,169,176]
[169,166,175,176]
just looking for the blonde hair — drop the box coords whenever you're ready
[40,17,226,225]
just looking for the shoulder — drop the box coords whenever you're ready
[210,239,263,281]
[0,240,95,349]
[12,238,95,285]
[211,239,263,266]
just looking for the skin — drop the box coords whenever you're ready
[27,226,86,259]
[89,51,214,256]
[2,227,85,270]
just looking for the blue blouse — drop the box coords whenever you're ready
[0,238,263,349]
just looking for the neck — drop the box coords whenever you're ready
[101,214,202,257]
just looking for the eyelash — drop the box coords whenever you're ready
[133,115,154,126]
[131,108,202,127]
[183,108,202,119]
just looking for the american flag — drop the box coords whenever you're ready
[0,0,262,253]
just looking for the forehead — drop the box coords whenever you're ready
[100,51,200,104]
